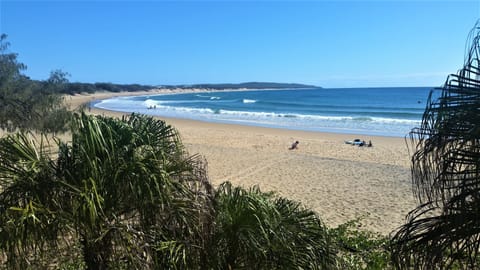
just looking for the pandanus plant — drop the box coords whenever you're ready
[391,22,480,269]
[0,113,213,269]
[208,181,335,269]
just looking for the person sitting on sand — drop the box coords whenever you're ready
[289,141,299,150]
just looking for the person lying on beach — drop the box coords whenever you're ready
[289,141,299,150]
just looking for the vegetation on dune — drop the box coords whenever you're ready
[186,82,319,90]
[60,82,319,95]
[0,34,71,133]
[61,82,154,95]
[210,182,335,269]
[0,113,214,269]
[331,219,391,269]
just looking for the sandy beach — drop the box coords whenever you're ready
[64,90,417,235]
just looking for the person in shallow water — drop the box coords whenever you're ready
[289,141,299,150]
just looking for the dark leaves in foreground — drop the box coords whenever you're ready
[210,181,335,269]
[0,113,214,269]
[391,22,480,269]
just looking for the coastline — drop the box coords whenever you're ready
[67,89,416,235]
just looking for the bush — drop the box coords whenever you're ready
[330,219,391,270]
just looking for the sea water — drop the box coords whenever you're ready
[94,87,435,137]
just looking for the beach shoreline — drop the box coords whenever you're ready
[67,89,416,235]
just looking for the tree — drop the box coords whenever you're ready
[0,34,71,132]
[0,113,214,269]
[0,34,26,84]
[391,22,480,269]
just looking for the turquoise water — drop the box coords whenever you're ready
[94,87,434,137]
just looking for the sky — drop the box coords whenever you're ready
[1,1,480,88]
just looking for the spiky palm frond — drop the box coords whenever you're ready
[0,132,68,268]
[0,113,214,269]
[391,22,480,269]
[61,113,214,269]
[210,181,335,270]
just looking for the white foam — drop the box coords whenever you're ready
[94,96,421,137]
[143,99,160,108]
[195,94,221,100]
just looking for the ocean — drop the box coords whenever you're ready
[93,87,435,137]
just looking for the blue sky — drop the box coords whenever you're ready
[1,1,479,88]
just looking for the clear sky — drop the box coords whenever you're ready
[1,1,479,88]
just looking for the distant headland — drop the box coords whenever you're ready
[61,81,320,95]
[179,82,320,90]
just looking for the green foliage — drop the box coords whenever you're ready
[60,82,317,96]
[0,113,213,269]
[209,181,336,269]
[0,34,26,83]
[330,219,391,270]
[61,82,154,95]
[0,34,72,132]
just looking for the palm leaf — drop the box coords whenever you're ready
[0,112,215,269]
[210,181,335,269]
[391,21,480,269]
